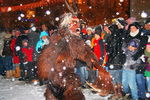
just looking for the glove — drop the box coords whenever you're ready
[130,65,134,69]
[140,55,145,62]
[23,62,28,64]
[16,46,21,51]
[38,48,42,52]
[109,65,114,69]
[132,55,138,61]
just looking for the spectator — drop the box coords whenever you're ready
[122,39,141,100]
[36,31,49,53]
[144,43,150,98]
[108,18,127,100]
[2,33,13,79]
[10,30,21,78]
[21,39,34,82]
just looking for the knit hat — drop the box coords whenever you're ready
[128,22,141,30]
[40,31,48,39]
[145,19,150,25]
[94,24,103,35]
[22,39,28,43]
[86,27,93,32]
[128,39,140,48]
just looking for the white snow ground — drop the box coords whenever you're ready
[0,75,110,100]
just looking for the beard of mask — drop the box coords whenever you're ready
[43,38,49,45]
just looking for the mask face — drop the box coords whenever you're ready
[43,38,49,45]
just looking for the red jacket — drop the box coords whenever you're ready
[93,38,107,60]
[21,46,33,62]
[10,38,20,64]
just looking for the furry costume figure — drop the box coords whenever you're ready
[38,13,113,100]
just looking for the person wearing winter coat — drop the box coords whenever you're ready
[125,22,148,60]
[36,31,49,53]
[2,34,13,79]
[125,22,148,99]
[10,30,21,78]
[84,27,94,47]
[20,39,34,82]
[93,31,106,66]
[143,43,150,98]
[122,39,141,100]
[108,18,127,100]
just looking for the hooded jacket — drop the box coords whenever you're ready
[36,31,49,53]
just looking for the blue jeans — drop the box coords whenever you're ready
[75,66,88,85]
[122,69,138,100]
[146,77,150,92]
[3,56,13,70]
[109,69,122,84]
[136,74,146,98]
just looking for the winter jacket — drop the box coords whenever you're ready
[21,46,33,62]
[15,34,28,59]
[2,38,12,56]
[28,31,40,61]
[93,37,106,65]
[141,29,150,36]
[122,42,141,70]
[108,27,127,70]
[28,31,40,48]
[36,31,49,53]
[10,37,20,64]
[125,29,148,61]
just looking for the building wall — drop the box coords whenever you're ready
[130,0,150,21]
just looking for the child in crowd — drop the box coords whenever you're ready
[21,39,34,82]
[122,39,141,100]
[36,31,49,53]
[144,43,150,98]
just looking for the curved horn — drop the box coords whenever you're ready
[65,0,78,16]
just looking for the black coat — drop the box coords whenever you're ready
[2,38,12,56]
[28,31,40,48]
[107,26,127,70]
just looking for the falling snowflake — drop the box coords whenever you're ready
[7,7,12,12]
[66,39,69,42]
[51,68,54,72]
[141,11,148,18]
[109,65,114,69]
[120,0,124,2]
[55,17,59,21]
[116,12,120,15]
[146,93,150,98]
[63,66,66,70]
[20,13,25,17]
[89,6,92,9]
[45,10,51,15]
[59,72,62,77]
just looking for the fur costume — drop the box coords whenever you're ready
[38,13,113,100]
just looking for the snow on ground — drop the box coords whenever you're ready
[0,75,110,100]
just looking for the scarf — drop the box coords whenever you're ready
[130,29,139,37]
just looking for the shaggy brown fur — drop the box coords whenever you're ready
[38,28,113,100]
